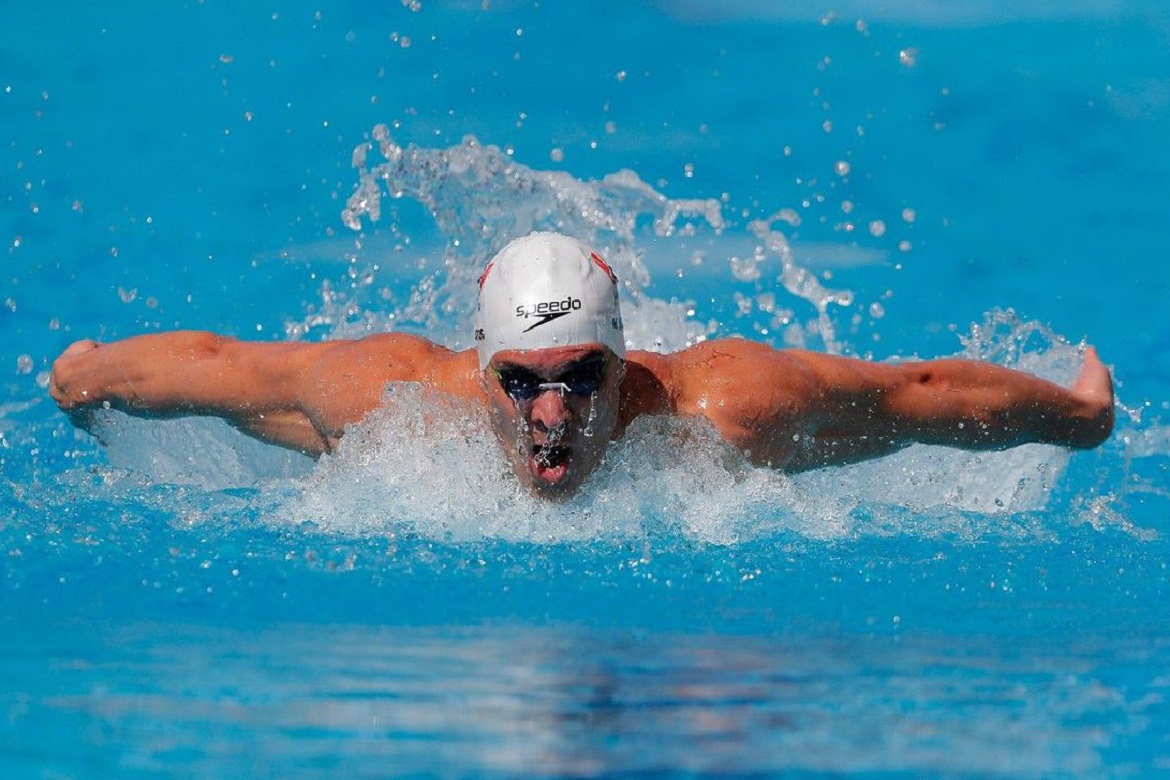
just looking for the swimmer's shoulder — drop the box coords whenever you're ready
[628,338,797,382]
[624,340,773,415]
[351,333,482,398]
[301,333,481,399]
[625,340,812,416]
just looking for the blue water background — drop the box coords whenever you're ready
[3,1,1170,775]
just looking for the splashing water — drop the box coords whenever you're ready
[328,128,856,354]
[335,129,727,351]
[283,384,822,545]
[748,210,855,353]
[72,133,1157,545]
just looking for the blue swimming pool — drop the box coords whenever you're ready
[4,1,1170,775]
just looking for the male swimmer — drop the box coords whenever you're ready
[50,232,1114,499]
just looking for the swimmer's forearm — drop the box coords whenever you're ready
[795,349,1114,458]
[50,331,284,414]
[874,358,1114,450]
[50,332,338,455]
[50,331,422,456]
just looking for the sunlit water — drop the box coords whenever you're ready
[4,1,1170,775]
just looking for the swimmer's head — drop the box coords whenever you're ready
[475,233,627,498]
[474,232,625,370]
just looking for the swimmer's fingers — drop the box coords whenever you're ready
[49,339,102,410]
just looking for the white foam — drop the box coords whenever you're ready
[283,383,816,545]
[90,412,313,491]
[274,380,1077,545]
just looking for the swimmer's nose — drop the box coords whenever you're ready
[530,388,572,436]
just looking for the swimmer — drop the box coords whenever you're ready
[49,232,1115,499]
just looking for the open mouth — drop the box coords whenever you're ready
[531,443,572,482]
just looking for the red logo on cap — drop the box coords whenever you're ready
[590,252,618,284]
[477,261,495,289]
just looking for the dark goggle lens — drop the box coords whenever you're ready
[495,359,606,401]
[496,368,543,400]
[558,361,605,395]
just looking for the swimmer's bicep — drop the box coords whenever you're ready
[232,408,333,458]
[267,334,425,438]
[220,340,375,454]
[229,333,449,450]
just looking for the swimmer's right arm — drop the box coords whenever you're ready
[49,331,442,456]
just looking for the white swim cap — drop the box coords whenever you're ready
[474,232,626,369]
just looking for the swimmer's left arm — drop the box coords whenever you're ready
[780,348,1115,470]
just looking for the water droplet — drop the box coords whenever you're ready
[549,147,564,163]
[869,219,886,237]
[835,160,850,176]
[16,355,32,374]
[899,48,919,68]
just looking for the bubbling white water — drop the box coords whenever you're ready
[63,133,1146,544]
[276,337,1081,547]
[282,383,836,544]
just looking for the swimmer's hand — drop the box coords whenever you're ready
[1067,346,1115,449]
[49,339,102,407]
[49,339,107,438]
[49,339,106,408]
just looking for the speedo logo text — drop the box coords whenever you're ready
[516,297,582,332]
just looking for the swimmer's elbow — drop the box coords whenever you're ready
[172,330,238,363]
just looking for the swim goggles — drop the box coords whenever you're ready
[491,355,608,401]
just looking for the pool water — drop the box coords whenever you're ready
[4,1,1170,775]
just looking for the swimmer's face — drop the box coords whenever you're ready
[483,344,624,499]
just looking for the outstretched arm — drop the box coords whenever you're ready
[49,331,457,456]
[786,347,1114,470]
[673,340,1114,471]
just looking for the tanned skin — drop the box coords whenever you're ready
[49,332,1114,495]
